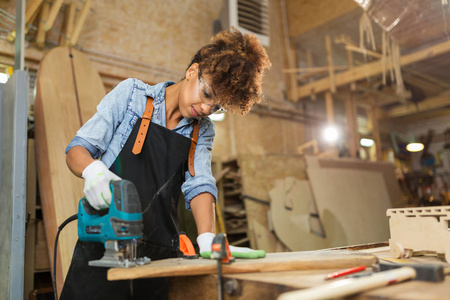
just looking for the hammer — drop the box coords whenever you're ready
[278,262,448,300]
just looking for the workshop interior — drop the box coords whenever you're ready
[1,0,450,299]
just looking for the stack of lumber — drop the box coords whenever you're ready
[221,159,249,246]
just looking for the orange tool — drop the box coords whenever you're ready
[179,233,198,259]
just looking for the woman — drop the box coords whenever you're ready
[61,27,271,299]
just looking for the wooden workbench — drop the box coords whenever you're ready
[108,245,450,299]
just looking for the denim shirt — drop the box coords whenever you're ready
[65,78,217,209]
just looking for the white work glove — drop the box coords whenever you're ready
[82,160,121,210]
[196,232,266,259]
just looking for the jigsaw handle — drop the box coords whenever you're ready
[110,180,142,214]
[80,180,142,215]
[78,180,143,243]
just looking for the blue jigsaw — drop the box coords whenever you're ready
[78,179,150,268]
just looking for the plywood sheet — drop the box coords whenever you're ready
[306,157,392,247]
[270,178,328,251]
[238,154,307,252]
[314,156,405,208]
[108,251,377,281]
[269,177,348,251]
[34,46,105,292]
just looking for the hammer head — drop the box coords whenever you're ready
[378,262,445,282]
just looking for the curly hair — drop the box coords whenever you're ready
[187,27,271,115]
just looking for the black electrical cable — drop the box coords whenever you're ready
[53,214,78,300]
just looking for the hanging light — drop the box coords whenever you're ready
[322,125,339,143]
[406,142,424,152]
[390,132,424,153]
[360,138,374,147]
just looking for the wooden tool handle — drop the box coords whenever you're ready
[278,267,416,300]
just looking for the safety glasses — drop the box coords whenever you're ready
[198,77,226,114]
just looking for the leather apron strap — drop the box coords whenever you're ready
[132,97,199,177]
[132,98,154,155]
[188,121,199,176]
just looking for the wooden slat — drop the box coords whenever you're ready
[108,251,377,281]
[7,0,44,42]
[36,1,50,48]
[298,39,450,99]
[43,0,63,31]
[69,0,92,46]
[60,1,76,46]
[370,100,382,161]
[34,46,105,295]
[26,0,44,23]
[380,90,450,119]
[325,35,336,93]
[345,90,358,158]
[325,91,334,124]
[24,139,37,297]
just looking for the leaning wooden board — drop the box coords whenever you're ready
[108,251,378,281]
[34,46,105,293]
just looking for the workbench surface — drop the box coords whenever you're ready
[109,245,450,299]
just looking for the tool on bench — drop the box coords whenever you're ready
[211,233,235,300]
[325,265,367,280]
[179,232,198,259]
[78,179,151,268]
[278,262,447,300]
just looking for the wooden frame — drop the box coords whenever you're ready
[387,206,450,261]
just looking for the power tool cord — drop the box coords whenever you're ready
[53,214,78,300]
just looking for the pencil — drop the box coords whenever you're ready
[325,265,367,280]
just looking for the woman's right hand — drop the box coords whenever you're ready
[81,160,121,210]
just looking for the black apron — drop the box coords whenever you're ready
[61,97,198,300]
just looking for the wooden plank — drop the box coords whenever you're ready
[325,35,336,93]
[69,0,92,46]
[108,251,378,281]
[345,90,358,158]
[297,39,450,98]
[60,1,76,46]
[305,49,316,101]
[26,0,44,23]
[269,178,331,251]
[288,45,298,101]
[43,0,63,31]
[34,221,51,271]
[238,154,307,252]
[283,66,347,74]
[380,90,450,119]
[34,46,105,294]
[6,0,44,42]
[325,91,334,124]
[24,139,37,298]
[305,156,393,247]
[312,156,405,208]
[36,1,50,48]
[370,101,382,161]
[169,248,450,300]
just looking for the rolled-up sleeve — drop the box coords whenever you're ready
[65,79,133,157]
[182,119,218,210]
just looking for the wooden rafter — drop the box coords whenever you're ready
[297,39,450,99]
[380,90,450,119]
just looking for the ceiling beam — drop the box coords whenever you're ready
[379,90,450,119]
[297,39,450,99]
